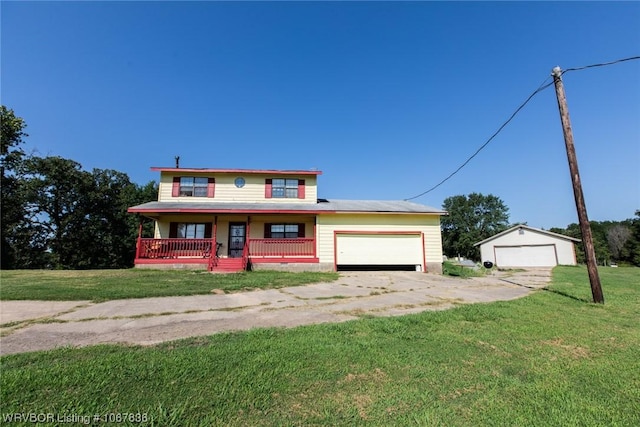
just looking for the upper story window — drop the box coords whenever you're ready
[273,179,298,198]
[265,178,305,199]
[172,177,215,198]
[180,177,208,197]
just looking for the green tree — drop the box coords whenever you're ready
[623,210,640,266]
[607,224,632,261]
[441,193,510,260]
[1,107,158,269]
[126,180,159,241]
[19,156,159,269]
[1,106,27,159]
[1,106,28,269]
[80,170,158,268]
[549,219,637,266]
[588,221,612,265]
[21,156,94,268]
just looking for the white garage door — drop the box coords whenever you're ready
[336,234,423,265]
[495,245,557,267]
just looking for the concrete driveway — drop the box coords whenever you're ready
[0,269,552,355]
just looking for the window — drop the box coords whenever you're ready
[272,179,298,198]
[169,222,212,239]
[271,224,298,238]
[265,179,305,199]
[180,177,208,197]
[172,177,215,197]
[264,223,305,239]
[178,223,206,239]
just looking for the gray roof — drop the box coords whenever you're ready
[129,199,446,215]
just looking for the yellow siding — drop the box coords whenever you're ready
[158,172,317,203]
[316,213,443,265]
[157,174,173,201]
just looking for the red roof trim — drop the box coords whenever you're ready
[128,208,333,214]
[150,167,322,175]
[128,207,443,215]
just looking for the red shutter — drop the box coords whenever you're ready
[169,222,178,238]
[298,179,305,199]
[264,223,272,238]
[265,179,272,198]
[207,178,215,198]
[172,177,180,197]
[204,223,213,239]
[298,223,305,238]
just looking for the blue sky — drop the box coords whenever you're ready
[2,1,639,229]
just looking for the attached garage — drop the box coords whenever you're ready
[335,232,425,270]
[475,225,580,268]
[315,203,446,274]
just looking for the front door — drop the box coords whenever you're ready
[228,223,246,258]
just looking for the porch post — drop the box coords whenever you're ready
[246,216,251,252]
[313,217,317,259]
[213,216,218,256]
[136,220,143,259]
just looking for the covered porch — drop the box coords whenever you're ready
[132,213,319,271]
[134,237,317,262]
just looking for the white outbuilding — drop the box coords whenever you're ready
[474,225,580,268]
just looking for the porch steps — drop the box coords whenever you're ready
[210,258,245,273]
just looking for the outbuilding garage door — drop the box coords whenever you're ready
[495,245,557,267]
[335,233,424,268]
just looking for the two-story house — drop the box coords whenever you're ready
[128,167,446,273]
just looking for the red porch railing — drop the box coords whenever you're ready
[136,238,316,264]
[248,238,315,258]
[137,238,214,259]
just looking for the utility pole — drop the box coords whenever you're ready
[552,66,604,304]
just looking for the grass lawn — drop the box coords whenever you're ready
[1,266,639,426]
[0,269,339,301]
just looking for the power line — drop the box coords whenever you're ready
[561,56,640,74]
[404,55,640,202]
[404,77,554,201]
